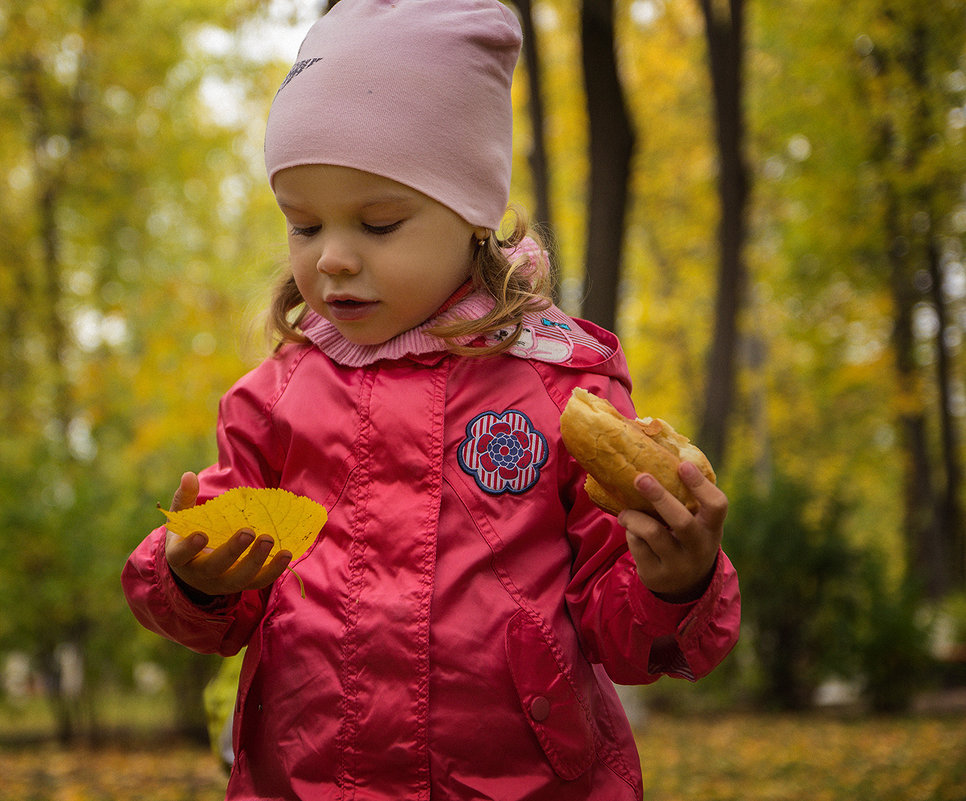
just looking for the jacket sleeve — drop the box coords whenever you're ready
[566,531,740,684]
[559,377,740,685]
[121,528,268,656]
[121,354,291,655]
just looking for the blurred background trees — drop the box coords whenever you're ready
[0,0,302,740]
[2,0,966,740]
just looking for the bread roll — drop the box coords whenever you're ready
[559,387,715,515]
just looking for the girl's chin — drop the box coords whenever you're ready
[325,319,399,348]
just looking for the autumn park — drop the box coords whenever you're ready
[3,0,966,798]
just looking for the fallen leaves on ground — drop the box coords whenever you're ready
[0,743,226,801]
[1,712,964,800]
[638,712,966,801]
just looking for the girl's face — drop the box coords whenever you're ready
[273,164,482,346]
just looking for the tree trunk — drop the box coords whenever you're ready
[695,0,749,471]
[866,7,964,598]
[926,233,964,588]
[579,0,635,332]
[15,6,99,744]
[886,196,947,598]
[514,0,559,296]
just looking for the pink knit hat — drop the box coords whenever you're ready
[264,0,522,230]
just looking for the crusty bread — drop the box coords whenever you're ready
[559,387,715,515]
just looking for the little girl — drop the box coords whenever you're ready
[122,2,740,799]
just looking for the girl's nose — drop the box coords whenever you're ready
[316,236,361,275]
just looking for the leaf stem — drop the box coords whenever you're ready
[286,566,306,599]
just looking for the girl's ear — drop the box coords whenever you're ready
[473,227,491,245]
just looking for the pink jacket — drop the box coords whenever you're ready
[122,302,740,801]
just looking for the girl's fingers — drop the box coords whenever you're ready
[193,529,260,575]
[163,473,296,594]
[205,540,292,594]
[621,467,727,598]
[165,529,208,568]
[169,471,200,512]
[678,461,728,528]
[631,474,691,532]
[248,551,294,590]
[216,536,275,586]
[171,534,291,595]
[622,509,675,569]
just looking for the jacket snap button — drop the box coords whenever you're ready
[529,695,551,722]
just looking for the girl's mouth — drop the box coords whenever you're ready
[327,297,378,321]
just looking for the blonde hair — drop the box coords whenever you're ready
[267,207,553,357]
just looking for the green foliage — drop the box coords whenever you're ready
[726,469,932,712]
[725,471,862,709]
[854,562,931,713]
[940,590,966,644]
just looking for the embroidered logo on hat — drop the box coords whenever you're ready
[277,57,324,94]
[458,410,548,495]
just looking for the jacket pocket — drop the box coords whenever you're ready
[505,609,596,780]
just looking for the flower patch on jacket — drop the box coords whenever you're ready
[458,410,548,495]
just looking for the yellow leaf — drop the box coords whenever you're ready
[159,487,327,562]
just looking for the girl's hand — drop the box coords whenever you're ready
[619,461,727,603]
[164,472,293,597]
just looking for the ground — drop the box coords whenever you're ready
[0,710,964,801]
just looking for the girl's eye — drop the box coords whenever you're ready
[290,224,321,237]
[364,221,403,235]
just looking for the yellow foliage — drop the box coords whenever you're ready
[159,487,327,562]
